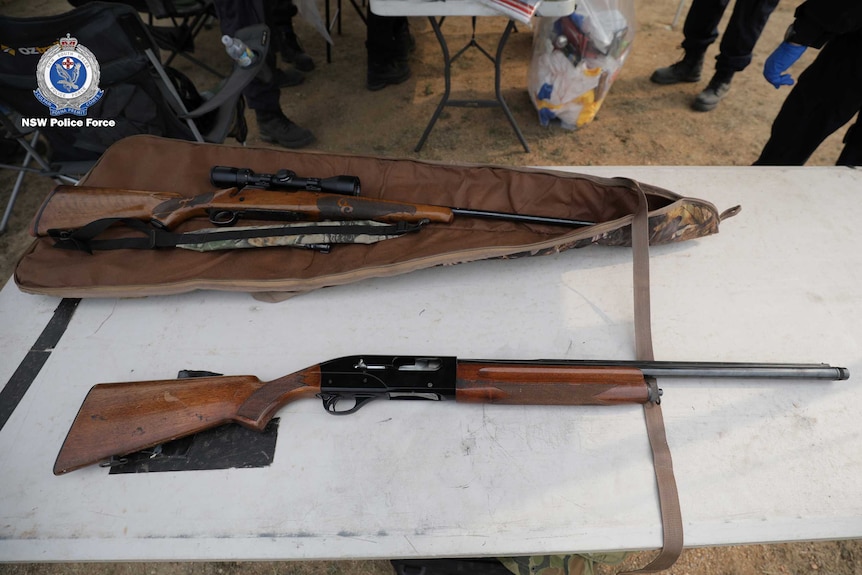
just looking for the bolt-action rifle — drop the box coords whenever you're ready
[30,168,596,238]
[53,355,848,475]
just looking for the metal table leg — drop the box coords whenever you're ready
[326,0,368,64]
[414,16,530,153]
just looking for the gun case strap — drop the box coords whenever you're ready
[624,180,684,573]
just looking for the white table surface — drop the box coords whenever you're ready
[1,166,860,562]
[370,0,575,18]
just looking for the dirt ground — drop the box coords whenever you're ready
[0,0,859,573]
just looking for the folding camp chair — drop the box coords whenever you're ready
[0,1,269,233]
[69,0,221,77]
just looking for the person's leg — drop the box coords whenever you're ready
[693,0,780,111]
[366,8,411,91]
[212,0,315,147]
[213,0,281,111]
[836,119,862,166]
[714,0,780,74]
[755,32,862,165]
[273,0,315,72]
[650,0,730,84]
[680,0,731,56]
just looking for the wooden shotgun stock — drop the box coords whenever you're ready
[53,355,848,475]
[53,368,323,475]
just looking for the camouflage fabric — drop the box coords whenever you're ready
[177,220,419,252]
[583,201,733,247]
[501,201,737,260]
[499,553,628,575]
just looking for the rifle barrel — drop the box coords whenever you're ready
[450,207,594,228]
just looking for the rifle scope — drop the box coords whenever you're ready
[210,166,361,196]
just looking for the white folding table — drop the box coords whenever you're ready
[1,166,860,562]
[370,0,577,152]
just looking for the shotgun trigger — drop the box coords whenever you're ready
[317,393,378,415]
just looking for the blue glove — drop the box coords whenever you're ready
[763,42,807,88]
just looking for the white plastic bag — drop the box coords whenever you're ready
[296,0,333,45]
[528,0,635,129]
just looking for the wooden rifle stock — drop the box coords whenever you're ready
[53,356,847,475]
[31,185,455,237]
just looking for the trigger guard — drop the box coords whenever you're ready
[317,393,377,415]
[209,210,238,226]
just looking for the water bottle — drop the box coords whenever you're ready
[221,35,256,68]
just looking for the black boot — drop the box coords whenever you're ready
[693,70,734,112]
[256,110,315,148]
[651,51,705,84]
[279,24,315,72]
[367,59,411,91]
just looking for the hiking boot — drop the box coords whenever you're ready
[256,112,315,148]
[367,60,411,91]
[274,68,304,88]
[650,53,704,84]
[280,27,315,72]
[692,72,733,112]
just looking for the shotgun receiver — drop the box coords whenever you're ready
[53,355,848,475]
[31,185,596,238]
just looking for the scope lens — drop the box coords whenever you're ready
[210,166,243,186]
[322,176,361,196]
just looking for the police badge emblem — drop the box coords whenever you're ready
[34,33,103,116]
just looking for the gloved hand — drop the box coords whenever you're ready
[763,42,807,88]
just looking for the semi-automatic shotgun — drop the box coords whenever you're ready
[53,355,848,475]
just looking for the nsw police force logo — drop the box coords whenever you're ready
[34,33,103,116]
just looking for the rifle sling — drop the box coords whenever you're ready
[624,179,684,573]
[48,218,424,252]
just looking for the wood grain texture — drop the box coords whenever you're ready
[455,363,650,405]
[31,185,182,236]
[32,185,455,235]
[156,188,456,228]
[53,369,321,475]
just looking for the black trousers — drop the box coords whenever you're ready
[682,0,780,73]
[212,0,281,112]
[755,29,862,166]
[366,7,409,66]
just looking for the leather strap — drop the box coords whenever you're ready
[622,180,684,573]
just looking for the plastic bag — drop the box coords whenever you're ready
[528,0,635,129]
[296,0,333,45]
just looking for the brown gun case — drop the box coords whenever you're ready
[14,135,731,299]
